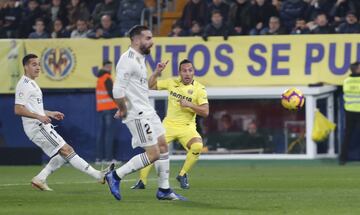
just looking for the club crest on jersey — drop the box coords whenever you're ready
[41,47,76,81]
[188,89,193,95]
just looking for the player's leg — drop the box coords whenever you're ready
[131,164,153,189]
[32,154,67,191]
[105,119,159,200]
[33,154,67,185]
[177,128,203,189]
[179,138,203,176]
[58,144,105,181]
[131,131,174,189]
[154,135,186,201]
[149,116,186,200]
[30,125,70,191]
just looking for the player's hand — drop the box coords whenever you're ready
[155,60,169,75]
[114,109,127,119]
[38,115,51,124]
[179,99,193,108]
[49,111,65,120]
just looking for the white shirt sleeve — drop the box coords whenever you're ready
[15,84,30,105]
[113,57,134,99]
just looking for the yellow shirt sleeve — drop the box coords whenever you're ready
[197,87,208,105]
[157,79,171,90]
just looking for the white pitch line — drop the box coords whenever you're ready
[0,178,158,188]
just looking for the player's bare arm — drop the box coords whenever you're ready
[179,100,209,117]
[14,104,51,124]
[45,110,65,120]
[114,97,127,118]
[148,60,168,90]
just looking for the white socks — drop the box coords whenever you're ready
[36,154,67,181]
[64,152,102,181]
[114,152,170,189]
[154,152,170,189]
[115,152,150,179]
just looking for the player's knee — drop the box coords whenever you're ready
[190,142,203,155]
[145,145,160,162]
[59,144,74,157]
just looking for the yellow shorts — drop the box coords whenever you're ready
[164,122,201,151]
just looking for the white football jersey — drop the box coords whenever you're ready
[15,75,46,139]
[113,47,156,122]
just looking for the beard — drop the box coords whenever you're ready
[140,45,151,55]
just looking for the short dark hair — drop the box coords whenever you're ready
[103,60,112,66]
[350,62,360,74]
[22,54,38,66]
[127,25,149,40]
[178,59,193,71]
[211,10,222,16]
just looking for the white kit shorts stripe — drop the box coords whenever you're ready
[126,114,165,149]
[31,124,66,157]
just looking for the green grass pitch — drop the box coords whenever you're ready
[0,160,359,215]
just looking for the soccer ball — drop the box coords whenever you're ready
[281,88,305,110]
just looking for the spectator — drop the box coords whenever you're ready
[51,18,70,38]
[280,0,308,32]
[330,0,357,24]
[189,21,203,36]
[47,0,68,26]
[291,17,310,34]
[305,0,335,21]
[310,13,335,34]
[168,22,187,37]
[88,14,119,38]
[260,16,287,35]
[219,113,238,132]
[272,0,282,11]
[337,11,360,33]
[203,10,230,40]
[208,0,229,23]
[18,0,44,38]
[29,18,49,38]
[179,0,208,31]
[228,0,252,35]
[92,0,118,26]
[67,0,90,31]
[242,121,269,151]
[2,0,22,38]
[70,18,90,38]
[249,0,279,35]
[0,2,7,38]
[116,0,145,36]
[339,62,360,165]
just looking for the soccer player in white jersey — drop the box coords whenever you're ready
[105,25,186,201]
[15,54,112,191]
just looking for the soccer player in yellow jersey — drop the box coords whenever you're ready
[131,59,209,189]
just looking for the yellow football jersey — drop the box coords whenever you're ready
[157,78,208,126]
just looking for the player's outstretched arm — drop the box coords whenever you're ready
[14,104,51,124]
[148,60,168,90]
[179,100,209,118]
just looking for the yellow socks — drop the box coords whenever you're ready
[139,163,153,185]
[179,142,203,176]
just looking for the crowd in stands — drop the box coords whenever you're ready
[171,0,360,39]
[0,0,359,40]
[0,0,145,39]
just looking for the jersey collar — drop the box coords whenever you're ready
[129,47,145,60]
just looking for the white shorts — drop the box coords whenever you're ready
[126,115,165,149]
[31,124,66,157]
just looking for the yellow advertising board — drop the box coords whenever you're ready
[0,35,358,93]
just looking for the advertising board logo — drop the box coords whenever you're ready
[41,48,75,80]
